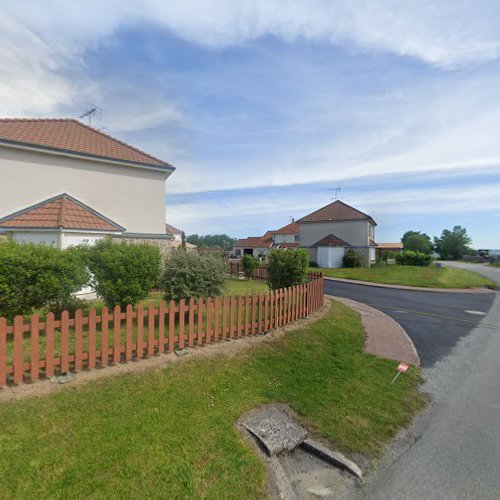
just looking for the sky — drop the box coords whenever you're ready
[2,0,500,247]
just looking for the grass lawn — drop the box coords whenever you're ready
[490,262,500,268]
[318,265,496,289]
[0,301,425,499]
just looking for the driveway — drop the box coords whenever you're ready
[325,266,500,499]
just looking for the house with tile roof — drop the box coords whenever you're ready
[233,201,377,267]
[0,118,175,249]
[297,200,377,266]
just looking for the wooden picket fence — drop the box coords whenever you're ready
[228,260,268,281]
[0,273,324,387]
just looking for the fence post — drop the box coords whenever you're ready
[214,297,220,342]
[114,305,123,363]
[237,295,243,337]
[45,313,55,378]
[60,311,70,374]
[158,302,166,354]
[244,294,251,336]
[205,297,212,344]
[75,309,84,371]
[125,305,134,361]
[168,300,176,352]
[197,298,204,346]
[147,302,155,357]
[13,316,24,384]
[88,309,97,369]
[230,295,236,338]
[188,298,195,347]
[101,307,109,367]
[179,299,186,350]
[30,314,40,382]
[136,304,144,359]
[222,297,228,341]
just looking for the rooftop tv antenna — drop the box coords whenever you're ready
[79,106,96,126]
[329,186,342,200]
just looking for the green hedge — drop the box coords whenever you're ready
[0,242,89,320]
[161,250,227,302]
[241,254,259,279]
[396,250,433,266]
[88,239,161,309]
[343,249,363,268]
[267,249,309,290]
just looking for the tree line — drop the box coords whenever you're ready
[402,226,473,260]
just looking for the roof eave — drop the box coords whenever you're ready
[0,138,175,173]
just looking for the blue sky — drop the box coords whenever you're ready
[2,1,500,247]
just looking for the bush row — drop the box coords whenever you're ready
[396,250,433,266]
[0,241,313,320]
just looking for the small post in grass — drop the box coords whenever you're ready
[435,262,442,285]
[391,362,409,384]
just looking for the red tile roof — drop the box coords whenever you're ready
[165,223,182,235]
[273,222,299,234]
[0,118,173,169]
[234,236,273,248]
[376,242,403,249]
[312,233,350,247]
[0,193,125,232]
[297,200,376,225]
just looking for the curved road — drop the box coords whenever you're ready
[324,263,500,499]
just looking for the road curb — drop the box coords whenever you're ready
[324,276,494,294]
[328,295,420,366]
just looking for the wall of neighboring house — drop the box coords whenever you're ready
[0,147,169,234]
[274,233,298,244]
[299,219,370,247]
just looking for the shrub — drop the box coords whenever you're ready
[161,250,227,302]
[88,239,161,308]
[343,249,363,268]
[381,250,398,262]
[396,250,433,267]
[0,242,89,320]
[267,249,309,290]
[242,254,259,279]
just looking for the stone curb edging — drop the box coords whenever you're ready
[324,276,494,294]
[328,295,420,366]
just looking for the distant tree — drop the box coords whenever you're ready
[402,231,433,254]
[434,226,472,260]
[186,234,236,251]
[404,234,433,255]
[181,231,186,251]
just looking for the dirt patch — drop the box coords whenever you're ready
[0,299,332,404]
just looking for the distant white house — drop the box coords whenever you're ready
[0,118,176,250]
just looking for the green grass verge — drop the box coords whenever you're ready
[318,265,496,289]
[0,301,426,499]
[490,262,500,268]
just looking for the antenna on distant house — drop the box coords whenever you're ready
[328,186,342,200]
[289,215,294,223]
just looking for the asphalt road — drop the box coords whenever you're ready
[324,264,500,500]
[324,280,495,367]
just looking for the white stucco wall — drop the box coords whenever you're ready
[274,234,297,244]
[13,231,59,247]
[317,247,346,268]
[299,219,370,247]
[62,232,105,249]
[0,146,171,234]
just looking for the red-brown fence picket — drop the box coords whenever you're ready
[0,273,323,388]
